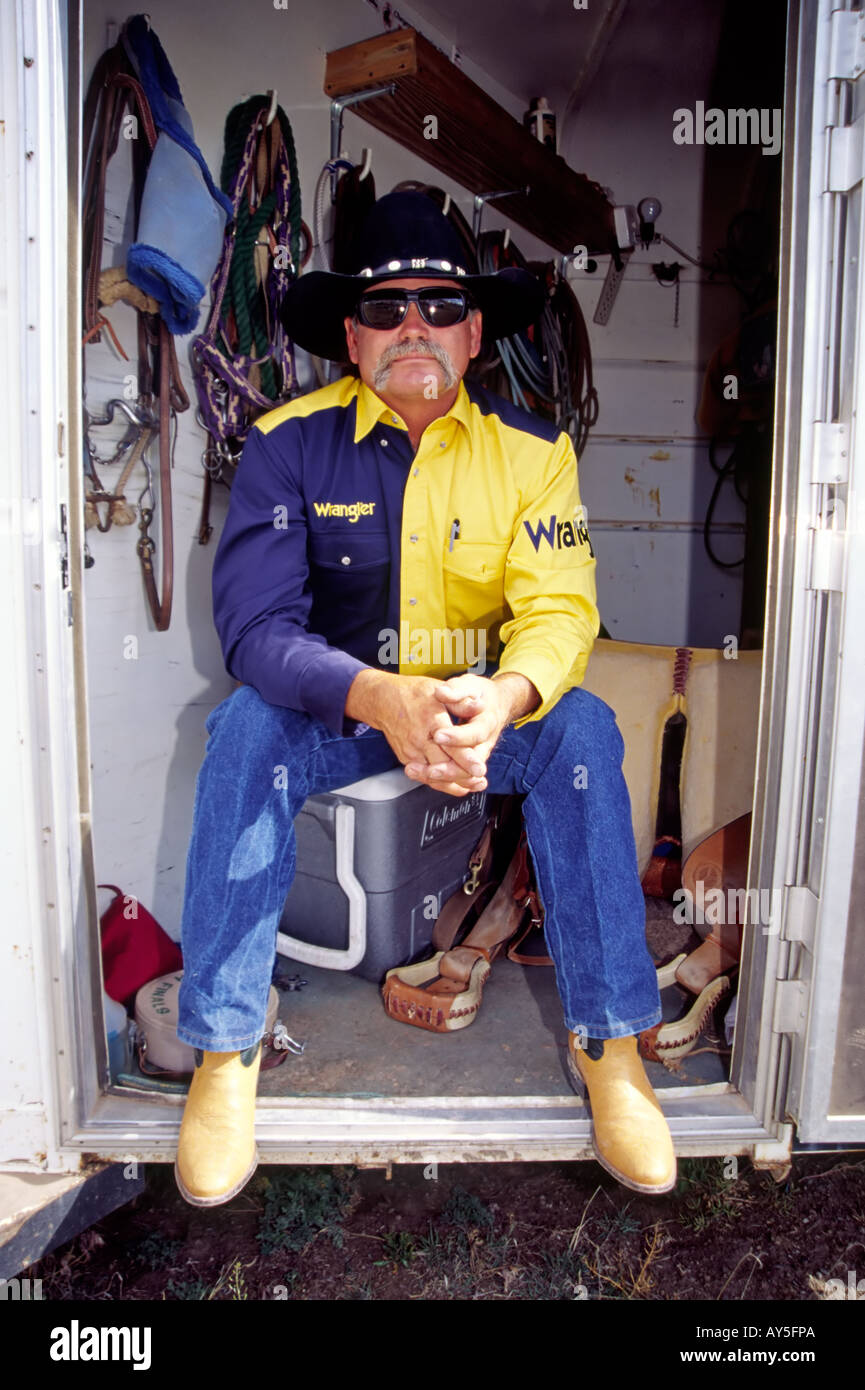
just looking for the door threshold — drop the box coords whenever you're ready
[60,1081,788,1168]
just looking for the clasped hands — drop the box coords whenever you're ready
[346,669,539,797]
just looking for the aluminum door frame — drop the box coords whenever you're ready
[734,0,865,1146]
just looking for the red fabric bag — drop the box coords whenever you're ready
[99,884,183,1007]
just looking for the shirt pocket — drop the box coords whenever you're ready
[441,540,509,631]
[308,531,390,639]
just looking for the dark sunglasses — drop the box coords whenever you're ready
[355,286,475,331]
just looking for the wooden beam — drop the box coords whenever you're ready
[325,29,616,256]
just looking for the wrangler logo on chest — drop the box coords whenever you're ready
[313,500,376,522]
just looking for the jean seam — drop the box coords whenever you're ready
[563,1009,663,1039]
[176,1027,264,1050]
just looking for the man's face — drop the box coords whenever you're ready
[344,277,483,407]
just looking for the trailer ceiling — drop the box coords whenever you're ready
[407,0,628,115]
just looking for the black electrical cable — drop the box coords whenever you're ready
[703,449,746,569]
[704,429,771,571]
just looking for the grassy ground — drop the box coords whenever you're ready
[23,1152,865,1302]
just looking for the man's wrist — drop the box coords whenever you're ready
[345,667,391,725]
[490,671,541,725]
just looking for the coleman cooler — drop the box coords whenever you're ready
[276,770,488,981]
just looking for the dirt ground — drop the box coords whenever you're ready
[24,1152,865,1304]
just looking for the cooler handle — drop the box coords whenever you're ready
[275,803,367,970]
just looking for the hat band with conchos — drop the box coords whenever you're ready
[358,257,469,279]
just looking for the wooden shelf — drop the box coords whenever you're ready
[324,28,615,256]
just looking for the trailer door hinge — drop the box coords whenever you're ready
[772,979,808,1036]
[812,421,849,484]
[828,114,864,192]
[782,885,818,948]
[829,7,865,83]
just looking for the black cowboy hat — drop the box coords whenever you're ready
[282,191,544,361]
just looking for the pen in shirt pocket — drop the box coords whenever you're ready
[448,518,461,552]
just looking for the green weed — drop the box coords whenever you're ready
[375,1230,417,1268]
[675,1158,747,1231]
[441,1186,494,1231]
[516,1247,591,1301]
[604,1204,641,1237]
[131,1233,183,1267]
[255,1167,357,1256]
[164,1276,209,1300]
[674,1157,729,1196]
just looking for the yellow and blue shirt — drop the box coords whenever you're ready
[212,375,599,734]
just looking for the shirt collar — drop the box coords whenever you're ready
[353,377,473,444]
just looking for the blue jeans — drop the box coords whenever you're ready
[176,684,661,1050]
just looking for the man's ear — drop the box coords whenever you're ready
[344,315,359,364]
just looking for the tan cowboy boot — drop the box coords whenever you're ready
[175,1042,262,1206]
[567,1033,677,1194]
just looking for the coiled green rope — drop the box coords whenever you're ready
[219,96,301,401]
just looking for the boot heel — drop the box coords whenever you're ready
[565,1045,587,1098]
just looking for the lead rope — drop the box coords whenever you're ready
[191,98,305,544]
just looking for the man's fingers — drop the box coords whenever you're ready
[405,763,487,796]
[433,743,487,778]
[434,689,483,705]
[411,738,494,780]
[408,754,478,781]
[424,742,486,780]
[432,716,492,749]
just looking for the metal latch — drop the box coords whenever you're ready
[828,114,864,193]
[59,503,69,588]
[771,979,808,1036]
[808,528,846,592]
[463,859,482,894]
[268,1021,305,1056]
[59,503,74,627]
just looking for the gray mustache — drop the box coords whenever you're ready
[380,340,447,367]
[373,339,457,389]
